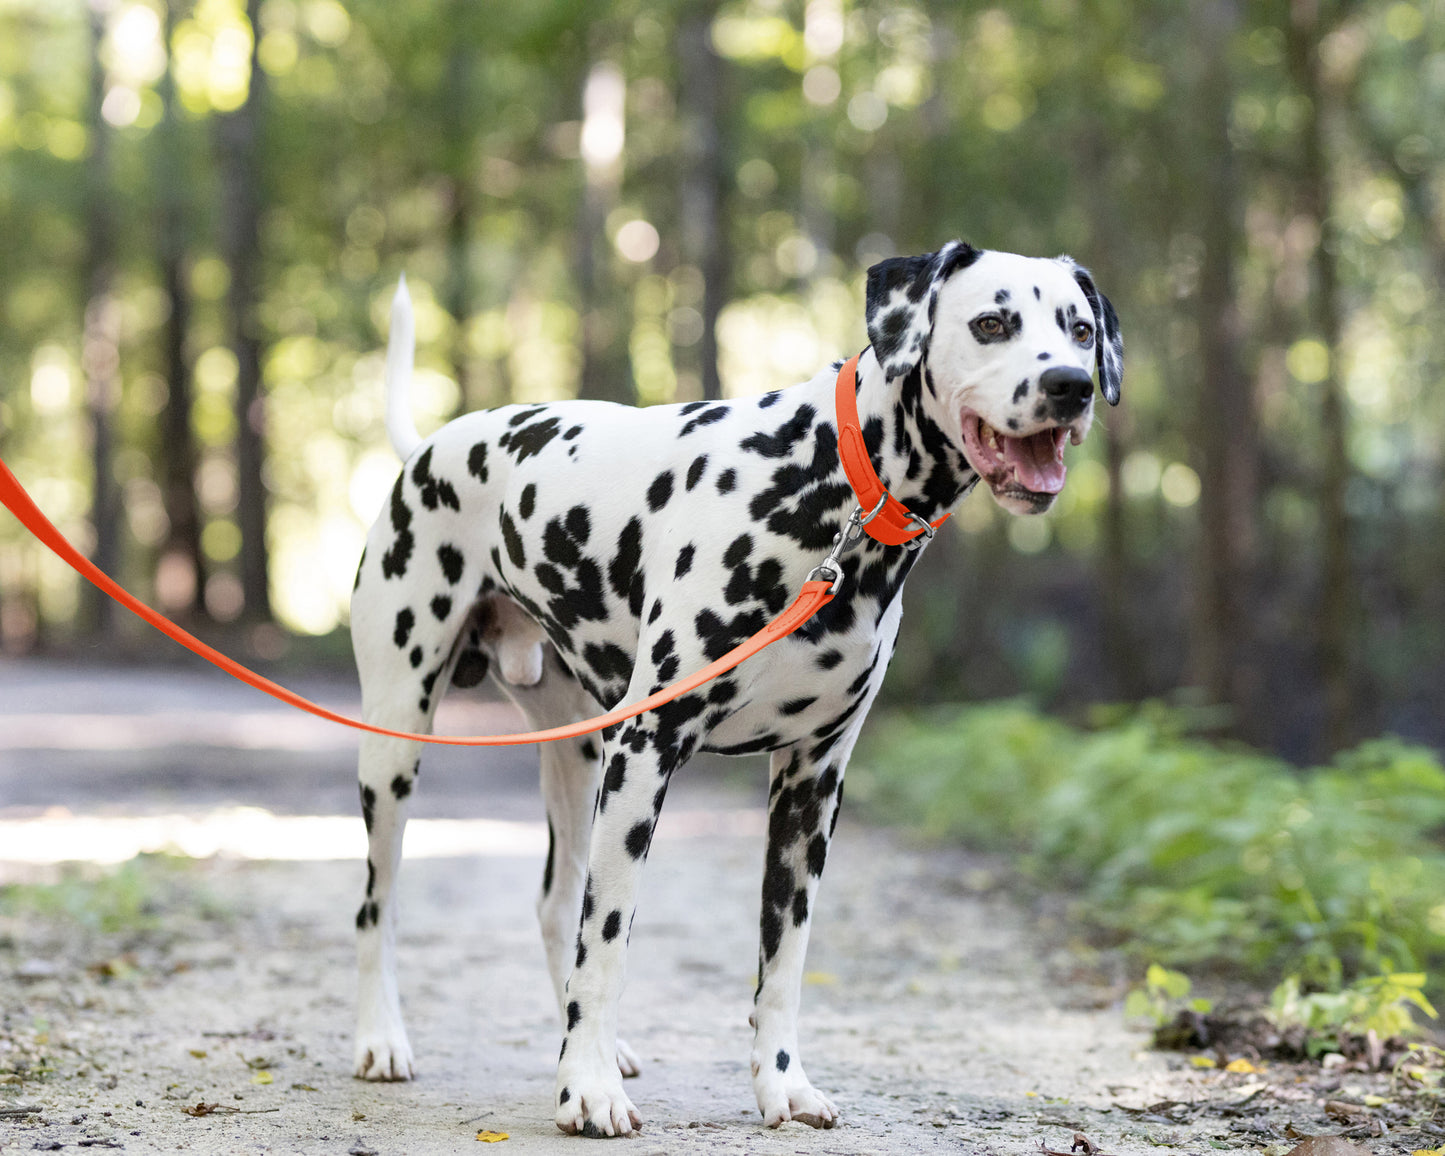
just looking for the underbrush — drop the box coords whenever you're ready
[851,701,1445,992]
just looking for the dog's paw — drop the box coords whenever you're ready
[615,1037,642,1079]
[751,1051,837,1129]
[353,1030,415,1081]
[555,1067,641,1137]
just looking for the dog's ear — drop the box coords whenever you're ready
[866,240,982,380]
[1058,258,1123,406]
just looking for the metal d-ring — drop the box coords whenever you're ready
[901,509,937,551]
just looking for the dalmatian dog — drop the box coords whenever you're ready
[349,241,1122,1136]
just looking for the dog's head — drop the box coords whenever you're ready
[866,241,1122,515]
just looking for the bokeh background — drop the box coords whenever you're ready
[0,0,1440,761]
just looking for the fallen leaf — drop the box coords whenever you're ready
[476,1131,509,1142]
[1285,1137,1372,1156]
[289,1082,318,1092]
[188,1049,207,1059]
[1190,1055,1217,1069]
[803,971,837,986]
[183,1102,220,1117]
[1361,1095,1387,1108]
[1224,1058,1258,1074]
[1411,1148,1445,1156]
[250,1070,273,1085]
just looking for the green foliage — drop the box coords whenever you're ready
[1271,972,1438,1053]
[0,853,217,934]
[853,702,1445,986]
[1125,962,1213,1026]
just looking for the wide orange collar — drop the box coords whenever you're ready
[834,353,951,547]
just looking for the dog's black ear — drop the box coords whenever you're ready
[1059,258,1123,406]
[866,240,982,380]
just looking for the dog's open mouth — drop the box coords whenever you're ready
[960,409,1072,497]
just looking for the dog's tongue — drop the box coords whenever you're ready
[1001,430,1066,494]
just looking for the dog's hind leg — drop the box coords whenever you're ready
[748,723,863,1129]
[352,718,427,1081]
[496,642,642,1080]
[350,533,466,1081]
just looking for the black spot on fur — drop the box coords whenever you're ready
[501,416,562,462]
[1013,380,1029,404]
[716,468,737,494]
[437,543,464,584]
[780,696,816,716]
[680,404,728,437]
[356,900,379,929]
[360,785,376,833]
[602,910,622,942]
[601,753,627,811]
[647,471,674,512]
[776,1049,790,1072]
[411,447,460,511]
[740,405,815,459]
[674,544,695,579]
[519,483,536,519]
[559,1086,571,1104]
[567,1001,581,1030]
[409,645,423,668]
[816,649,843,670]
[467,441,489,482]
[430,594,451,620]
[393,608,415,648]
[381,476,414,579]
[565,504,591,544]
[500,510,525,568]
[759,391,781,409]
[607,518,645,618]
[575,939,586,968]
[685,454,708,491]
[807,833,828,876]
[391,774,411,800]
[625,820,653,860]
[542,820,555,895]
[451,647,489,688]
[580,738,599,761]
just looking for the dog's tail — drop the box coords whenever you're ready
[384,275,422,460]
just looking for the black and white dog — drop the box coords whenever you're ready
[349,242,1122,1135]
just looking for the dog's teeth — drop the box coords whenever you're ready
[1069,429,1082,445]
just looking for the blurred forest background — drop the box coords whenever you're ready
[0,0,1439,762]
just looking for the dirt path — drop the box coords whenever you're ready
[1,660,1205,1154]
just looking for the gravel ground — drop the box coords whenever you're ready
[0,658,1379,1156]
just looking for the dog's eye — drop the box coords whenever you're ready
[978,316,1004,337]
[1072,321,1094,344]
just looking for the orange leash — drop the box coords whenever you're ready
[0,455,833,747]
[0,356,942,748]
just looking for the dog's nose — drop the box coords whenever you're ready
[1038,366,1094,408]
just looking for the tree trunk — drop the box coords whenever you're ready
[442,15,474,413]
[1190,0,1262,736]
[81,0,120,638]
[156,0,205,619]
[676,4,727,402]
[576,57,632,404]
[1287,0,1357,751]
[216,0,270,621]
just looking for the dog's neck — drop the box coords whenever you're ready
[846,349,979,525]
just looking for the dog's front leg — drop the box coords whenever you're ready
[749,732,856,1128]
[553,712,698,1137]
[353,731,422,1081]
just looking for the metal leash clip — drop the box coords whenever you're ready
[807,495,888,594]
